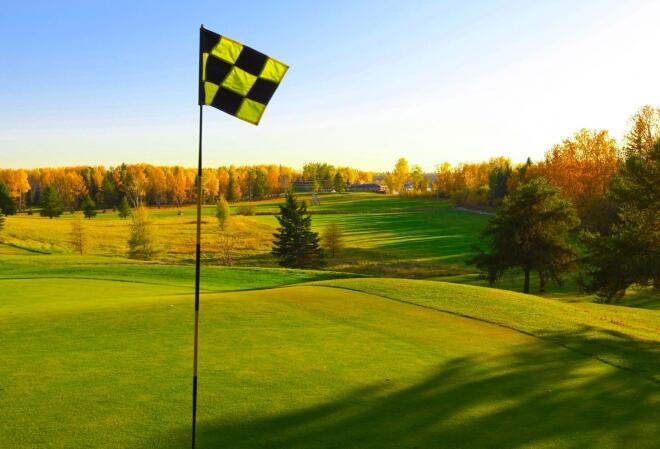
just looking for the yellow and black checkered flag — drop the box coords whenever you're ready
[199,27,288,125]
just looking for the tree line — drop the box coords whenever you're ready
[0,163,377,213]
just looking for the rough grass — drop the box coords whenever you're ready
[1,272,658,449]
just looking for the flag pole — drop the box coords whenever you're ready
[192,23,204,449]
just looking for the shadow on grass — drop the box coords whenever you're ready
[153,330,660,449]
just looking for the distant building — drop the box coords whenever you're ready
[347,183,387,193]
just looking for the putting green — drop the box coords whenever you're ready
[1,278,658,448]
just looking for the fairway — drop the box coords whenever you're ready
[2,274,658,448]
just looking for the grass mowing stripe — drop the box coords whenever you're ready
[311,284,660,385]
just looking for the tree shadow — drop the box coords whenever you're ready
[152,330,659,449]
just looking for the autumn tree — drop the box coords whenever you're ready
[69,219,88,255]
[623,105,660,159]
[471,178,580,293]
[541,129,619,211]
[272,192,322,268]
[580,140,660,302]
[40,186,63,218]
[127,207,161,260]
[147,166,167,208]
[226,168,241,202]
[117,196,131,219]
[391,158,410,193]
[322,223,344,257]
[81,195,97,219]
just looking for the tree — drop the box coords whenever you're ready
[218,231,235,266]
[81,195,97,219]
[541,129,619,212]
[471,177,580,293]
[322,223,344,257]
[272,192,322,268]
[215,196,231,231]
[333,172,346,193]
[40,186,63,218]
[623,105,659,159]
[69,219,88,255]
[581,140,660,302]
[0,182,17,215]
[226,168,241,202]
[117,196,131,219]
[127,207,161,260]
[392,158,409,193]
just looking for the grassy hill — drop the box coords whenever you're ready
[1,262,658,448]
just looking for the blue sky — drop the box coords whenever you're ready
[1,0,659,170]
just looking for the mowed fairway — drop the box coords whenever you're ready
[1,270,658,448]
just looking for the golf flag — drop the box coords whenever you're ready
[199,27,289,125]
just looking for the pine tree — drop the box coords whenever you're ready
[333,172,346,193]
[322,223,344,257]
[272,192,322,268]
[581,140,660,301]
[117,196,131,219]
[127,207,161,260]
[0,182,17,216]
[471,177,579,293]
[40,186,63,218]
[81,195,97,219]
[215,196,231,231]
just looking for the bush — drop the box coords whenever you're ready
[236,204,256,216]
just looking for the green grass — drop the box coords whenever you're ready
[2,192,656,304]
[1,265,658,448]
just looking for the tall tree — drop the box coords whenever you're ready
[623,105,660,159]
[541,129,619,211]
[39,186,63,219]
[333,172,346,193]
[471,177,580,293]
[581,140,660,302]
[0,182,17,215]
[272,192,322,268]
[81,195,97,219]
[392,158,410,193]
[127,207,161,260]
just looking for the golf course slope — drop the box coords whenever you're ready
[1,274,658,449]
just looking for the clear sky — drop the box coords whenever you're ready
[1,0,659,171]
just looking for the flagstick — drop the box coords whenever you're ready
[192,24,204,449]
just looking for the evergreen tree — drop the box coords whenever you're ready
[322,223,344,257]
[215,196,231,231]
[127,207,161,260]
[581,140,660,302]
[81,195,97,219]
[272,192,322,268]
[471,177,579,293]
[333,172,346,193]
[0,182,17,215]
[117,196,131,219]
[39,186,63,218]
